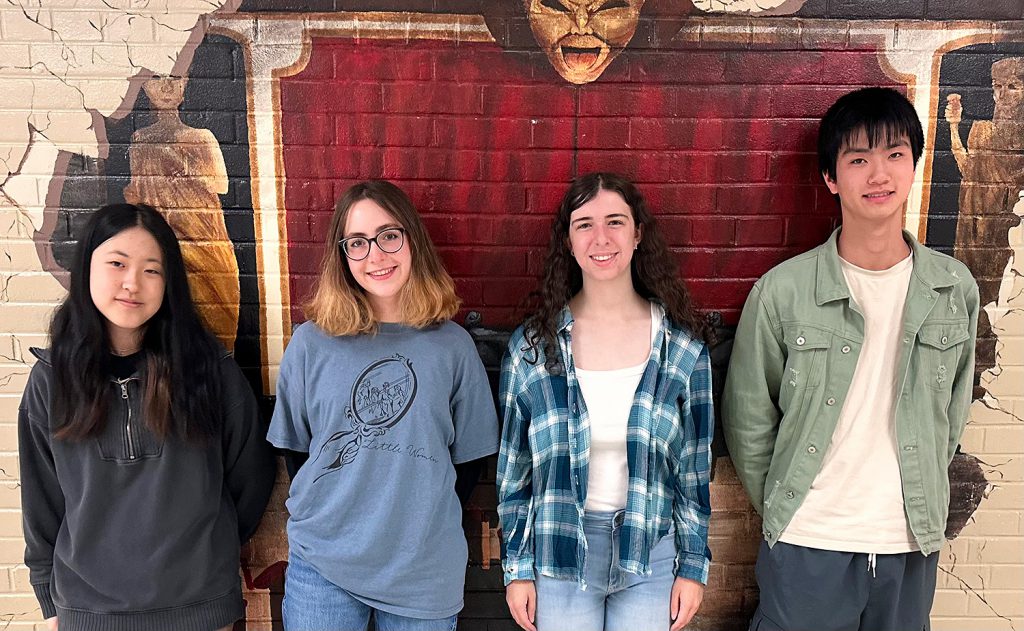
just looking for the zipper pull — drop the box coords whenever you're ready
[120,382,128,399]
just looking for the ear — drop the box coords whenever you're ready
[635,222,643,245]
[822,171,839,195]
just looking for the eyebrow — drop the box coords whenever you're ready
[109,250,162,264]
[571,212,630,225]
[840,140,911,156]
[343,222,402,238]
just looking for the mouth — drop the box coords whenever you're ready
[863,191,895,202]
[367,266,397,280]
[560,46,603,69]
[590,253,618,265]
[116,298,143,308]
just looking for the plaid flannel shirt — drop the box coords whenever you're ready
[497,305,713,587]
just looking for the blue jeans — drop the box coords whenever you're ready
[283,552,459,631]
[535,510,676,631]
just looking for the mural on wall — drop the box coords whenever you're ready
[124,77,241,351]
[0,1,1022,629]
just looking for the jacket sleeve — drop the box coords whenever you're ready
[947,276,980,464]
[722,281,785,514]
[18,365,62,619]
[673,344,713,584]
[221,360,277,542]
[496,341,536,584]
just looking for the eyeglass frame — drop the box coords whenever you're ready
[338,227,407,261]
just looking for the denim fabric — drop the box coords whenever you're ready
[723,229,978,555]
[282,552,459,631]
[534,510,676,631]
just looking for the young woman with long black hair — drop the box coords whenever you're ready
[498,173,714,631]
[19,203,275,631]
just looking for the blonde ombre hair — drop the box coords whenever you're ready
[304,180,460,335]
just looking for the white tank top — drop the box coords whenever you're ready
[577,304,659,512]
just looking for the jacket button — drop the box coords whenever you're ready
[904,445,916,451]
[786,491,795,499]
[765,531,773,538]
[826,397,836,406]
[796,336,806,346]
[807,445,817,454]
[841,345,851,354]
[941,335,948,344]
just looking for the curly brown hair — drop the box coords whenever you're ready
[522,172,712,370]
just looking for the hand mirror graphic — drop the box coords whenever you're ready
[312,355,418,483]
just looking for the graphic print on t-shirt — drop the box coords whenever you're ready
[311,354,418,482]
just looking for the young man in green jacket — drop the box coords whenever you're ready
[723,87,979,631]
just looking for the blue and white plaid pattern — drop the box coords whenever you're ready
[497,306,713,587]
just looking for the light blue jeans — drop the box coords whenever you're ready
[282,552,459,631]
[535,510,677,631]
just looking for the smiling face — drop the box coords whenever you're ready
[89,225,166,353]
[568,188,642,285]
[524,0,645,84]
[824,129,916,228]
[343,198,413,322]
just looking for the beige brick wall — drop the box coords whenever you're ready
[0,2,1022,630]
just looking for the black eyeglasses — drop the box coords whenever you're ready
[339,227,406,261]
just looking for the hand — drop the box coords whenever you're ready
[669,577,704,631]
[506,579,537,631]
[45,617,57,631]
[945,93,962,125]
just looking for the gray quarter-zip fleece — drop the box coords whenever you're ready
[18,348,276,631]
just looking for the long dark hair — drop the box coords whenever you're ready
[49,203,223,442]
[522,172,712,368]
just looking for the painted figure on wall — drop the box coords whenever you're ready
[522,0,646,84]
[945,57,1024,305]
[123,77,241,351]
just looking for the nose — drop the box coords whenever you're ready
[867,160,891,185]
[570,6,592,34]
[592,223,611,244]
[366,239,388,262]
[122,268,142,292]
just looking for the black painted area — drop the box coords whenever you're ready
[926,42,1024,254]
[239,0,1024,20]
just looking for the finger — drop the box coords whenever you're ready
[670,587,680,619]
[525,592,538,631]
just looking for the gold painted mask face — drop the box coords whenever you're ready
[524,0,645,84]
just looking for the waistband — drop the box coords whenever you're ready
[582,509,626,529]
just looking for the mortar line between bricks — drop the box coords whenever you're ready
[572,86,579,178]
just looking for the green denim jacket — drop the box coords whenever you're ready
[723,228,978,555]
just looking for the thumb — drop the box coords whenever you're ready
[528,590,536,623]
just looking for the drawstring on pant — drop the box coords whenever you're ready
[867,553,877,578]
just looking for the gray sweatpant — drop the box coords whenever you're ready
[749,540,940,631]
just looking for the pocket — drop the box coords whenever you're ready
[749,609,786,631]
[781,325,832,392]
[917,321,969,391]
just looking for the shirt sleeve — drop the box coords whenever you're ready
[496,337,537,584]
[220,357,277,542]
[267,326,312,452]
[722,281,785,513]
[18,363,62,619]
[449,330,499,464]
[673,343,713,584]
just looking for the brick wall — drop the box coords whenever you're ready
[0,1,1022,629]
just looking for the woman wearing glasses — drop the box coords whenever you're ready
[268,180,499,630]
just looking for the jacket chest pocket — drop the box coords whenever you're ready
[917,321,970,391]
[778,325,831,411]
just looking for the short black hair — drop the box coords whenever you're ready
[818,87,924,182]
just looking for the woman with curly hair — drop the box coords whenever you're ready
[497,172,713,631]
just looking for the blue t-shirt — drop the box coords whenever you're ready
[267,320,499,618]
